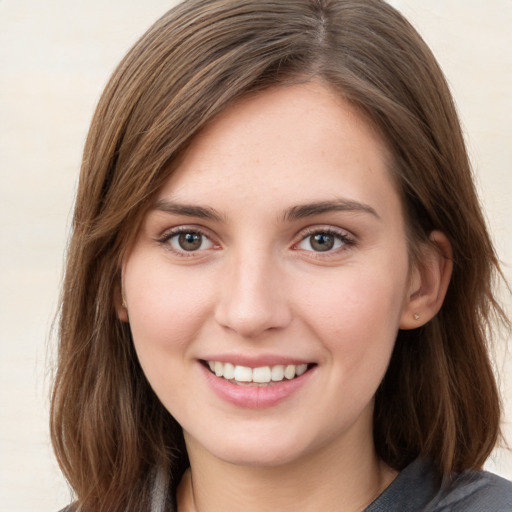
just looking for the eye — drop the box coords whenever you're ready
[296,230,352,253]
[162,229,215,253]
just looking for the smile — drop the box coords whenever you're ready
[200,359,317,408]
[205,361,311,385]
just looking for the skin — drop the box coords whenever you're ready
[118,82,452,511]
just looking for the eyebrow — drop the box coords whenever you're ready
[282,199,380,222]
[152,199,224,222]
[152,198,380,223]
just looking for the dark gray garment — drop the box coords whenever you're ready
[58,459,512,511]
[365,458,512,511]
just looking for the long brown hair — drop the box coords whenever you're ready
[50,0,509,510]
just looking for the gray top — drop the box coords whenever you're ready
[59,459,512,511]
[365,458,512,511]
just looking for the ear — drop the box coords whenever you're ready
[115,271,129,323]
[400,231,453,329]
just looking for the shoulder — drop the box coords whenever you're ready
[428,468,512,512]
[366,459,512,512]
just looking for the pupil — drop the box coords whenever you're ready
[311,233,334,252]
[179,232,202,251]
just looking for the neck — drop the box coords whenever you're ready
[177,421,397,512]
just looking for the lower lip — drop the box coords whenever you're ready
[199,363,315,409]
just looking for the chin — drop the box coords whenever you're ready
[184,424,330,469]
[212,442,305,468]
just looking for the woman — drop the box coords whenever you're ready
[51,0,512,510]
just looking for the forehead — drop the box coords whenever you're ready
[155,81,401,225]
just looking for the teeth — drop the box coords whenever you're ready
[252,366,271,383]
[284,364,295,380]
[223,362,235,380]
[296,363,307,376]
[206,361,310,383]
[271,365,284,381]
[234,365,252,382]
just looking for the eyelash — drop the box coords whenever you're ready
[157,226,356,257]
[157,227,216,257]
[295,227,356,255]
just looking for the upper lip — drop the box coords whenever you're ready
[200,354,314,368]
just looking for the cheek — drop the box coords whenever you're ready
[306,273,405,333]
[294,264,409,422]
[124,257,212,368]
[297,260,409,357]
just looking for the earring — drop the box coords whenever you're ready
[413,313,420,320]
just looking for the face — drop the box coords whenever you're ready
[120,82,418,468]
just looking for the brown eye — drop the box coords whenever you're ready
[178,233,203,251]
[167,231,214,252]
[310,233,335,252]
[297,231,349,253]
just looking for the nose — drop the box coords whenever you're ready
[214,249,292,339]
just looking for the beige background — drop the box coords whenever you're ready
[0,1,510,511]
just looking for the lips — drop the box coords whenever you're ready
[199,358,316,408]
[206,360,309,384]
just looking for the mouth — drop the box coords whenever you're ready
[202,360,316,387]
